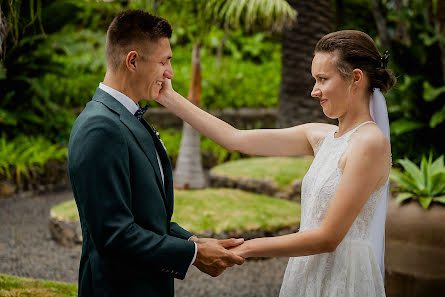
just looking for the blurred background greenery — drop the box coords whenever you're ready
[1,0,444,190]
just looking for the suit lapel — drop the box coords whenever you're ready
[91,89,168,207]
[140,119,174,217]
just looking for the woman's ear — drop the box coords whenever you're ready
[126,51,138,72]
[352,69,364,87]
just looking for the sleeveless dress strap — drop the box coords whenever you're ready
[343,121,375,142]
[350,120,375,133]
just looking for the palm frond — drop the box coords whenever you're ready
[207,0,296,32]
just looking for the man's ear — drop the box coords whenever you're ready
[126,51,138,72]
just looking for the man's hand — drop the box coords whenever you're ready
[193,238,245,277]
[189,236,218,244]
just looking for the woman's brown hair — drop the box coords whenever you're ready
[315,30,396,93]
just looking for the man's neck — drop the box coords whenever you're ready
[103,71,140,105]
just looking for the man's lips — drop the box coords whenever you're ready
[320,99,327,105]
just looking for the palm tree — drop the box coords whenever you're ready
[173,0,296,189]
[0,8,8,57]
[278,0,334,127]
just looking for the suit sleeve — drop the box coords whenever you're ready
[169,222,194,239]
[68,116,195,280]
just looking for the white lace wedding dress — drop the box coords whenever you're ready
[280,121,387,297]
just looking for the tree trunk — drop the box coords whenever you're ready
[174,41,207,189]
[392,0,410,46]
[435,0,445,85]
[0,7,8,58]
[278,0,334,127]
[370,0,391,51]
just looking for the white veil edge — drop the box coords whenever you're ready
[368,88,390,280]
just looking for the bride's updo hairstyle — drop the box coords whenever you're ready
[315,30,396,94]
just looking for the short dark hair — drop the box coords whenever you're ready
[315,30,396,93]
[106,9,172,70]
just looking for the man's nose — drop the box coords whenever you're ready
[164,65,174,79]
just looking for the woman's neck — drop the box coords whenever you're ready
[336,95,373,136]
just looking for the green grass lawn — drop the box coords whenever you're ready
[0,274,77,297]
[51,188,301,234]
[172,188,300,233]
[210,157,313,189]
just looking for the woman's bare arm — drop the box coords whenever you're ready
[157,79,335,156]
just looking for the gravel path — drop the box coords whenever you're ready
[0,191,289,296]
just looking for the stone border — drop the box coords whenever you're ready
[49,211,82,247]
[209,172,302,202]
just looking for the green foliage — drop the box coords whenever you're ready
[171,44,280,109]
[41,25,107,108]
[390,154,445,210]
[0,134,67,186]
[157,128,244,167]
[338,0,445,161]
[383,1,445,160]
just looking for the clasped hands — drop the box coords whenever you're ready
[189,236,248,277]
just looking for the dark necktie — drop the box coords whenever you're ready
[134,105,149,121]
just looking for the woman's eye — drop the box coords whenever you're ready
[161,62,166,66]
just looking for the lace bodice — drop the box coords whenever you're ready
[299,121,388,240]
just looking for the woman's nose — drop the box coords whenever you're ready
[311,87,321,98]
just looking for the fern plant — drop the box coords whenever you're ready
[0,134,67,187]
[390,154,445,210]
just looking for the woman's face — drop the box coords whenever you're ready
[311,52,353,119]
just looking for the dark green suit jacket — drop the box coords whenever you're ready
[68,88,195,297]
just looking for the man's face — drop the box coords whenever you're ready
[135,37,173,100]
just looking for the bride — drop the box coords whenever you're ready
[156,30,395,297]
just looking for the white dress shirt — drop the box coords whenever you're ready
[98,83,197,267]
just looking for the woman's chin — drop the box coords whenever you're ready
[322,110,337,120]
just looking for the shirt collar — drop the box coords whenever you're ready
[99,82,139,115]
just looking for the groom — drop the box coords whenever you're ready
[68,9,244,297]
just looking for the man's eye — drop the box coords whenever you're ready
[161,62,166,66]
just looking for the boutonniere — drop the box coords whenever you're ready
[152,126,166,151]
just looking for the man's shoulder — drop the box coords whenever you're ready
[75,100,120,127]
[69,100,125,147]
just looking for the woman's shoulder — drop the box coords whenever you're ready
[350,123,390,152]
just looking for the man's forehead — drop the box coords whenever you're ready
[146,38,172,58]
